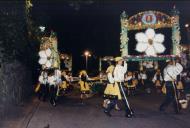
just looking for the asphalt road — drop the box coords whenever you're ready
[2,91,190,128]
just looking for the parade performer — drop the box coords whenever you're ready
[132,71,139,87]
[58,70,69,96]
[152,69,163,93]
[125,71,135,95]
[79,70,90,102]
[159,59,183,113]
[38,70,48,101]
[48,70,57,106]
[138,70,148,92]
[103,65,114,108]
[103,64,120,110]
[66,71,74,92]
[54,69,62,97]
[104,57,134,118]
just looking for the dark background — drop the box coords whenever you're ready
[31,0,190,75]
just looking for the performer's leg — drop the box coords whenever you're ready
[49,86,54,104]
[104,99,116,117]
[122,98,132,117]
[103,99,109,108]
[38,84,44,100]
[50,86,57,106]
[115,102,121,111]
[160,85,173,111]
[80,93,85,104]
[172,86,180,113]
[53,86,57,105]
[173,99,179,113]
[43,84,48,101]
[118,83,133,117]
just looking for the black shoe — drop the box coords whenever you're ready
[125,114,132,118]
[104,110,112,117]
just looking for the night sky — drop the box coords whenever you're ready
[32,0,190,75]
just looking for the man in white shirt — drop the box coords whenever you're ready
[159,59,183,113]
[104,57,133,118]
[38,70,48,101]
[113,57,127,82]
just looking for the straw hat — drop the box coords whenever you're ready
[115,57,123,62]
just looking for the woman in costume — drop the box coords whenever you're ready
[152,69,163,93]
[132,71,139,87]
[79,70,90,102]
[138,70,148,92]
[103,64,120,110]
[104,57,133,118]
[125,71,135,95]
[59,70,69,95]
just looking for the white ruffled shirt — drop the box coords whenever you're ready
[138,73,147,80]
[114,62,127,82]
[38,72,48,84]
[152,73,163,82]
[125,76,132,81]
[164,63,183,81]
[48,76,56,85]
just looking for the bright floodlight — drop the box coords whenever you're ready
[185,24,189,28]
[84,51,91,57]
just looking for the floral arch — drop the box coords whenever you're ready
[120,6,181,61]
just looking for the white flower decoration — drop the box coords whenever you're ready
[135,28,166,56]
[38,48,53,68]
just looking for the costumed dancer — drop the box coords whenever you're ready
[132,71,139,87]
[66,71,74,92]
[38,70,48,101]
[159,59,183,114]
[103,64,120,110]
[124,71,134,95]
[152,69,163,93]
[79,70,90,103]
[48,70,57,106]
[138,70,148,93]
[143,61,155,93]
[58,70,69,96]
[55,69,62,97]
[104,57,134,118]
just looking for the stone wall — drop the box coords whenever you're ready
[0,60,33,119]
[0,1,40,119]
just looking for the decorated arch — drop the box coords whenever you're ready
[120,6,181,61]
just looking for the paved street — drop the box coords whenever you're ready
[2,92,190,128]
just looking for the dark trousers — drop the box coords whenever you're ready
[39,84,48,101]
[49,85,58,104]
[160,81,179,112]
[105,82,131,115]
